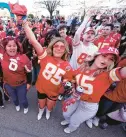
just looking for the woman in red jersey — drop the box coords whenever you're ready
[0,36,32,114]
[22,18,73,120]
[61,46,126,133]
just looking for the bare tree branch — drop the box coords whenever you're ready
[34,0,66,18]
[117,0,125,3]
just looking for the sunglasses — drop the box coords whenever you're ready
[53,44,65,50]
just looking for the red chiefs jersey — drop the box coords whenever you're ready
[118,58,126,68]
[109,32,121,48]
[94,35,117,49]
[36,50,73,97]
[74,68,122,103]
[0,50,32,86]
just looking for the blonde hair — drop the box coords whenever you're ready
[80,55,116,77]
[47,37,70,61]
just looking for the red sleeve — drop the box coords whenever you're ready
[118,59,126,67]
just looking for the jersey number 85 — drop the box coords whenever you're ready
[42,63,66,85]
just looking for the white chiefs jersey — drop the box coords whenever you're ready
[70,41,98,70]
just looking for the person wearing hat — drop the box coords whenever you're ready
[61,46,126,133]
[89,56,126,129]
[57,24,73,57]
[70,16,98,70]
[86,55,126,128]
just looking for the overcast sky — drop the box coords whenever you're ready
[0,0,125,17]
[0,0,125,10]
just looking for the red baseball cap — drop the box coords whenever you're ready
[96,47,119,62]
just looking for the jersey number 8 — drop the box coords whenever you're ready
[77,53,87,65]
[9,59,18,71]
